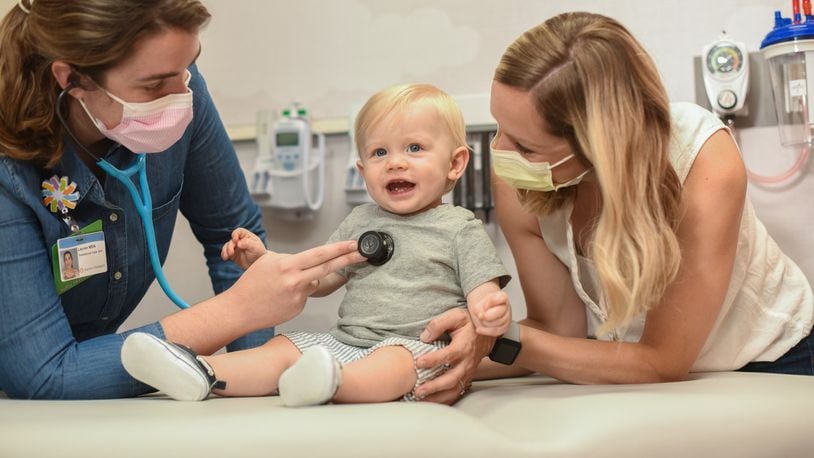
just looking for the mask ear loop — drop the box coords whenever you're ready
[18,0,31,14]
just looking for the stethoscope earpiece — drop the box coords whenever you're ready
[358,231,394,266]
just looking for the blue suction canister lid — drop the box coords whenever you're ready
[762,11,814,49]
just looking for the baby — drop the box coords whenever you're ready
[121,83,512,405]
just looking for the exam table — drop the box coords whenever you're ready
[2,371,812,457]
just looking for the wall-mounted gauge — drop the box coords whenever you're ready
[706,43,745,76]
[702,34,750,115]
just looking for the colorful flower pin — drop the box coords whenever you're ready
[41,175,80,214]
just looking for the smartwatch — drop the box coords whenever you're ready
[488,321,521,365]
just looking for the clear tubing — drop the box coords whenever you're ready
[727,118,810,185]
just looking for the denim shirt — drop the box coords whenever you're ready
[0,66,268,399]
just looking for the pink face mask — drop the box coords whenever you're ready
[79,70,194,153]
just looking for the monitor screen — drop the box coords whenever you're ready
[276,132,300,147]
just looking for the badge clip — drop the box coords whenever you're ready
[42,175,81,233]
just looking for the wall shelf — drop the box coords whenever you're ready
[226,93,496,142]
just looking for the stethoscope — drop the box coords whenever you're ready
[357,231,394,266]
[56,84,190,309]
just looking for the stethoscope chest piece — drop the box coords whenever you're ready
[358,231,394,266]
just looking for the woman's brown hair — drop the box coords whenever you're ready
[0,0,210,168]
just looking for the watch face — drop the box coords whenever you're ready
[489,338,521,365]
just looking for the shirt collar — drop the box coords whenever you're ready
[54,138,109,207]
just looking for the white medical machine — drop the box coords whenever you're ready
[344,152,372,205]
[702,32,750,117]
[250,105,325,213]
[343,103,373,205]
[249,109,274,203]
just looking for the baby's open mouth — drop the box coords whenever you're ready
[386,180,415,193]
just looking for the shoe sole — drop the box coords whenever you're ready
[279,346,342,407]
[121,333,210,401]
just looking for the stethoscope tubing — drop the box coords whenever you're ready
[97,155,190,309]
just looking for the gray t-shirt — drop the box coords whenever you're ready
[327,204,510,347]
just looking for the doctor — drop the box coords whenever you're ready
[0,0,365,399]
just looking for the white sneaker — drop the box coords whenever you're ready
[279,346,342,407]
[121,332,224,401]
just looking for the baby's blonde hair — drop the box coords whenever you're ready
[354,83,468,159]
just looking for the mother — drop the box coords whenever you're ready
[420,11,813,388]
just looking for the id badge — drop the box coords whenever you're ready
[51,219,108,295]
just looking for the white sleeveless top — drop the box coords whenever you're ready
[539,102,814,371]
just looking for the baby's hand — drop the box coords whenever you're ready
[470,291,512,337]
[221,228,268,270]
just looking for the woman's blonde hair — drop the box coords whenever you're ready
[0,0,210,168]
[495,12,682,333]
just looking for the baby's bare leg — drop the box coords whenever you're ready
[333,345,417,403]
[203,335,301,397]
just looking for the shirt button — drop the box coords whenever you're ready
[109,213,119,222]
[113,271,123,281]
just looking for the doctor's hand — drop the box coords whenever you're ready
[224,241,366,329]
[414,308,495,405]
[221,228,268,270]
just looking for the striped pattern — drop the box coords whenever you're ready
[282,331,448,401]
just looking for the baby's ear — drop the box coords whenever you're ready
[447,146,470,181]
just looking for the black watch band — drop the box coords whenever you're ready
[488,321,521,365]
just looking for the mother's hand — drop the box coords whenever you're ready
[226,240,366,329]
[414,308,496,404]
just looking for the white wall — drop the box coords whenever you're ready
[6,0,801,334]
[194,0,787,125]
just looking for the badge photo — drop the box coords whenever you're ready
[59,248,80,282]
[56,231,108,282]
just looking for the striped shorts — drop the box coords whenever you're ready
[282,331,448,402]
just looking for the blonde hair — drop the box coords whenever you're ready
[495,12,682,333]
[0,0,210,168]
[355,83,467,156]
[355,84,468,193]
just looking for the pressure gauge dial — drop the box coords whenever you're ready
[701,36,749,115]
[705,43,744,77]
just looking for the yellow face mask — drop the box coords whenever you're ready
[490,132,590,192]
